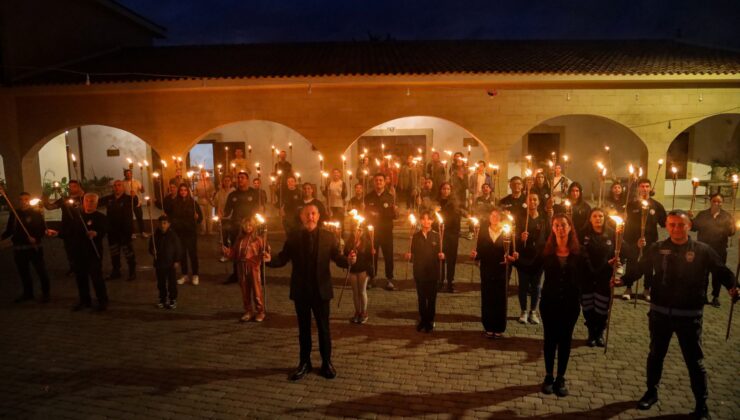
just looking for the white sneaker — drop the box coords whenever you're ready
[518,311,528,324]
[644,288,651,302]
[177,276,188,285]
[529,311,540,325]
[131,234,137,240]
[192,275,199,286]
[622,287,632,300]
[142,232,151,238]
[219,256,228,263]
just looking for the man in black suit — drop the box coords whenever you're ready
[267,203,355,381]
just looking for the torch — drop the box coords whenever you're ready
[405,214,417,281]
[507,213,517,253]
[651,159,664,195]
[368,225,376,279]
[731,174,738,217]
[255,213,268,310]
[562,154,569,173]
[689,178,700,214]
[436,211,445,283]
[224,146,230,174]
[288,142,292,163]
[564,199,572,220]
[597,161,605,208]
[70,153,79,180]
[490,164,500,203]
[145,196,156,259]
[634,199,649,308]
[624,164,635,214]
[502,223,512,287]
[725,220,740,341]
[469,217,480,280]
[604,215,624,353]
[72,200,101,260]
[670,166,678,209]
[271,145,275,172]
[524,169,533,239]
[338,214,364,308]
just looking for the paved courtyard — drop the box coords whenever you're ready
[0,212,738,419]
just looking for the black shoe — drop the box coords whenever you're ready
[554,377,569,397]
[95,302,108,312]
[424,323,433,333]
[320,361,336,379]
[127,271,136,281]
[541,375,555,394]
[711,297,720,308]
[586,335,596,347]
[637,389,658,410]
[416,321,425,332]
[65,269,75,277]
[288,361,312,381]
[366,279,375,289]
[595,335,606,347]
[107,271,121,280]
[71,302,91,312]
[692,402,711,420]
[14,295,34,303]
[446,285,456,293]
[222,278,237,285]
[40,295,50,304]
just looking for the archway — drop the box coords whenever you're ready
[513,115,648,200]
[190,119,322,185]
[663,113,740,208]
[344,116,489,188]
[26,125,161,220]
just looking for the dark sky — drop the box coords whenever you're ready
[119,0,740,50]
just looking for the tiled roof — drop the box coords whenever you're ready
[11,40,740,86]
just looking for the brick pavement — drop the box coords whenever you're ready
[0,215,738,419]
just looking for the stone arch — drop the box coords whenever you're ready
[22,124,161,197]
[510,114,649,198]
[189,119,324,187]
[663,113,740,203]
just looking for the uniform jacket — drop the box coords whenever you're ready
[632,238,733,312]
[99,193,137,233]
[624,198,666,244]
[267,227,349,301]
[410,229,442,283]
[224,188,259,226]
[691,208,735,255]
[364,189,396,231]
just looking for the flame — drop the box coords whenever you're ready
[318,154,323,161]
[186,171,194,178]
[435,212,444,224]
[367,225,374,232]
[733,174,738,183]
[562,155,569,162]
[347,170,352,176]
[126,157,133,164]
[564,199,571,207]
[671,166,678,174]
[609,215,624,226]
[525,155,532,161]
[295,172,301,178]
[604,145,610,151]
[409,214,417,225]
[160,160,168,167]
[525,169,532,177]
[288,142,292,147]
[417,148,422,154]
[29,198,40,206]
[255,213,266,224]
[506,213,514,222]
[602,168,607,176]
[658,158,664,165]
[548,160,554,167]
[638,167,644,177]
[341,155,346,162]
[629,164,634,174]
[641,199,649,208]
[470,217,479,226]
[277,169,283,175]
[212,216,219,222]
[502,224,512,235]
[597,161,604,169]
[152,172,160,178]
[444,150,453,156]
[394,162,400,168]
[144,196,150,201]
[143,160,149,167]
[198,164,204,169]
[349,209,358,217]
[322,172,329,178]
[692,177,699,184]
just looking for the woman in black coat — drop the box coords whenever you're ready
[170,183,203,285]
[554,182,590,234]
[579,208,623,347]
[472,208,518,338]
[539,213,583,397]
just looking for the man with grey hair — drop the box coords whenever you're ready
[70,193,109,311]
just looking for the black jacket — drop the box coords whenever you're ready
[540,252,584,307]
[344,230,373,273]
[691,208,735,256]
[364,189,396,231]
[475,223,510,280]
[624,198,666,244]
[267,227,349,301]
[1,208,46,247]
[170,197,204,234]
[632,238,733,312]
[410,230,442,283]
[69,210,108,260]
[149,228,183,269]
[513,213,548,275]
[579,225,624,292]
[99,193,137,233]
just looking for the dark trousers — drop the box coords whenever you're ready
[646,312,707,403]
[624,241,654,289]
[518,269,542,311]
[62,236,75,272]
[177,230,199,276]
[540,298,580,377]
[14,248,51,298]
[74,257,108,305]
[108,231,136,273]
[581,278,611,338]
[156,266,178,302]
[294,298,331,364]
[441,232,459,288]
[705,249,726,298]
[371,228,394,280]
[133,205,145,234]
[481,271,507,333]
[415,280,438,326]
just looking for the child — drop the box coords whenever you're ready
[223,217,269,322]
[344,223,374,324]
[149,215,183,309]
[404,211,445,333]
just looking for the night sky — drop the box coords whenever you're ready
[118,0,740,50]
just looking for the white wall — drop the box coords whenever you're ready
[203,120,322,186]
[344,116,488,174]
[37,133,69,184]
[513,115,648,197]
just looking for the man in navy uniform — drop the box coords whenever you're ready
[364,173,397,290]
[620,210,737,420]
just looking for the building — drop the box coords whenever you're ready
[1,0,739,204]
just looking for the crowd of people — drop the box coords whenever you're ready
[2,145,739,420]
